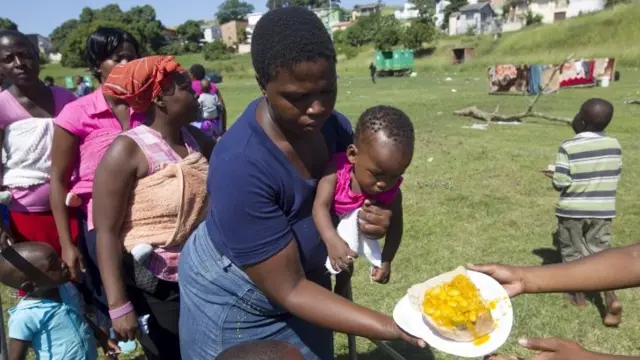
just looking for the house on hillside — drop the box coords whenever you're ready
[352,3,381,20]
[567,0,605,17]
[332,20,355,31]
[394,2,420,21]
[451,2,497,35]
[435,0,451,28]
[220,20,248,47]
[201,25,222,43]
[244,12,264,45]
[26,34,52,54]
[528,0,570,23]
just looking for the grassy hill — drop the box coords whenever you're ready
[41,3,640,83]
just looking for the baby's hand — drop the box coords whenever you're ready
[327,239,358,272]
[371,262,391,284]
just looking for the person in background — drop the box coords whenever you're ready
[0,29,78,267]
[193,79,225,139]
[49,26,141,337]
[369,62,376,84]
[178,7,424,359]
[93,56,214,360]
[189,64,227,138]
[470,243,640,360]
[74,75,91,97]
[546,98,622,326]
[43,76,54,87]
[217,340,304,360]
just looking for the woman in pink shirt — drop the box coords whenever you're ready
[0,30,79,255]
[49,27,141,329]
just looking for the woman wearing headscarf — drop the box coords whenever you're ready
[50,27,142,335]
[93,56,214,359]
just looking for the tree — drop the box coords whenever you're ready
[442,0,468,30]
[203,40,231,61]
[0,18,18,31]
[403,20,436,49]
[216,0,255,24]
[56,4,170,65]
[177,20,202,45]
[410,0,437,22]
[61,20,139,68]
[266,0,307,10]
[374,24,403,50]
[50,19,79,53]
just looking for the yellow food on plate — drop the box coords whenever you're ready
[407,266,495,342]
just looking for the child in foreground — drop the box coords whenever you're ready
[0,242,114,359]
[313,105,414,296]
[547,98,622,326]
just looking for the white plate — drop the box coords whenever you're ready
[393,270,513,358]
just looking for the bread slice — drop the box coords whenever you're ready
[407,266,494,342]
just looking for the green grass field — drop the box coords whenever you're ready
[4,67,640,359]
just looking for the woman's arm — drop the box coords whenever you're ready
[216,89,227,133]
[93,136,146,340]
[523,244,640,294]
[470,243,640,297]
[381,189,403,264]
[8,339,28,360]
[245,240,418,344]
[312,164,342,246]
[50,125,83,281]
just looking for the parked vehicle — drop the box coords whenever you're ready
[205,72,224,84]
[374,49,415,77]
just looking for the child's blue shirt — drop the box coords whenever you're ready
[8,284,98,360]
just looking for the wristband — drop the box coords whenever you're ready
[109,301,134,320]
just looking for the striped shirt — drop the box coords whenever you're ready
[553,131,622,219]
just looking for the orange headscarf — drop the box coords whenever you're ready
[102,55,184,113]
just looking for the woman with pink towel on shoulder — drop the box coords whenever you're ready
[92,56,214,360]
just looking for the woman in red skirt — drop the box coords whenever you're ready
[0,30,81,261]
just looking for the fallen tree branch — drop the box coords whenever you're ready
[624,100,640,105]
[455,54,575,125]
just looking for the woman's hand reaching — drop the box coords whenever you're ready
[466,263,527,297]
[358,199,392,238]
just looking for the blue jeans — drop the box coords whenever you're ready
[179,223,334,359]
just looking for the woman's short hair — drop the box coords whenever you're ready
[251,6,336,86]
[84,27,140,82]
[189,64,207,81]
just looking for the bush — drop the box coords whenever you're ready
[185,42,201,53]
[403,21,437,49]
[203,41,231,61]
[39,52,50,65]
[158,42,184,55]
[336,44,360,59]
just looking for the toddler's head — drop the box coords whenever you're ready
[348,105,415,196]
[573,98,614,134]
[0,242,69,295]
[200,79,211,94]
[216,340,303,360]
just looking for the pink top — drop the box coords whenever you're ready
[191,79,218,96]
[0,86,76,212]
[332,153,402,215]
[122,125,200,282]
[55,87,145,228]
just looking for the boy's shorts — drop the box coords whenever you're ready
[554,217,612,262]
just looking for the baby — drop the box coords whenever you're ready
[313,105,415,296]
[0,242,104,359]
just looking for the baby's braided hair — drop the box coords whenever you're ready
[355,105,415,151]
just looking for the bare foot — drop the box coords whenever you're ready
[603,291,622,327]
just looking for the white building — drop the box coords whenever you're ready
[394,2,420,21]
[435,0,451,28]
[201,25,221,43]
[245,12,264,44]
[567,0,605,17]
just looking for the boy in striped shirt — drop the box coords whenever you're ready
[550,98,622,326]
